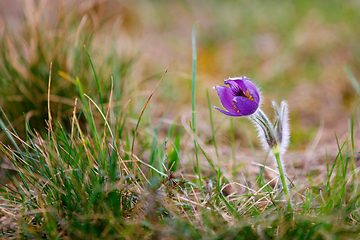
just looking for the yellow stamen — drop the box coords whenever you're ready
[244,89,254,101]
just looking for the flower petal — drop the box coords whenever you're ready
[214,86,236,112]
[225,79,247,95]
[233,96,259,116]
[225,78,260,103]
[243,80,260,103]
[213,107,243,117]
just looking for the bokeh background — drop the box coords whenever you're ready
[0,0,359,166]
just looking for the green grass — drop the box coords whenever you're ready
[1,0,360,239]
[1,40,360,240]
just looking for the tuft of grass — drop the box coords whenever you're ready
[0,0,136,144]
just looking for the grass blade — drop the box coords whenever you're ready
[84,45,104,113]
[131,61,171,156]
[206,89,219,162]
[191,22,203,192]
[345,66,360,95]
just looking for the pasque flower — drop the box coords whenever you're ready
[213,76,293,212]
[213,76,260,117]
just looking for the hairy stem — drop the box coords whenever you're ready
[273,146,293,212]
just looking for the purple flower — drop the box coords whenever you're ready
[213,76,260,117]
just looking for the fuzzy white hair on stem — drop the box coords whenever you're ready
[273,101,290,155]
[248,110,272,152]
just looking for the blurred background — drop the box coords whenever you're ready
[0,0,359,167]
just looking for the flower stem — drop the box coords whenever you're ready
[273,146,293,212]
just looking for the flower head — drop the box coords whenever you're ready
[213,76,260,117]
